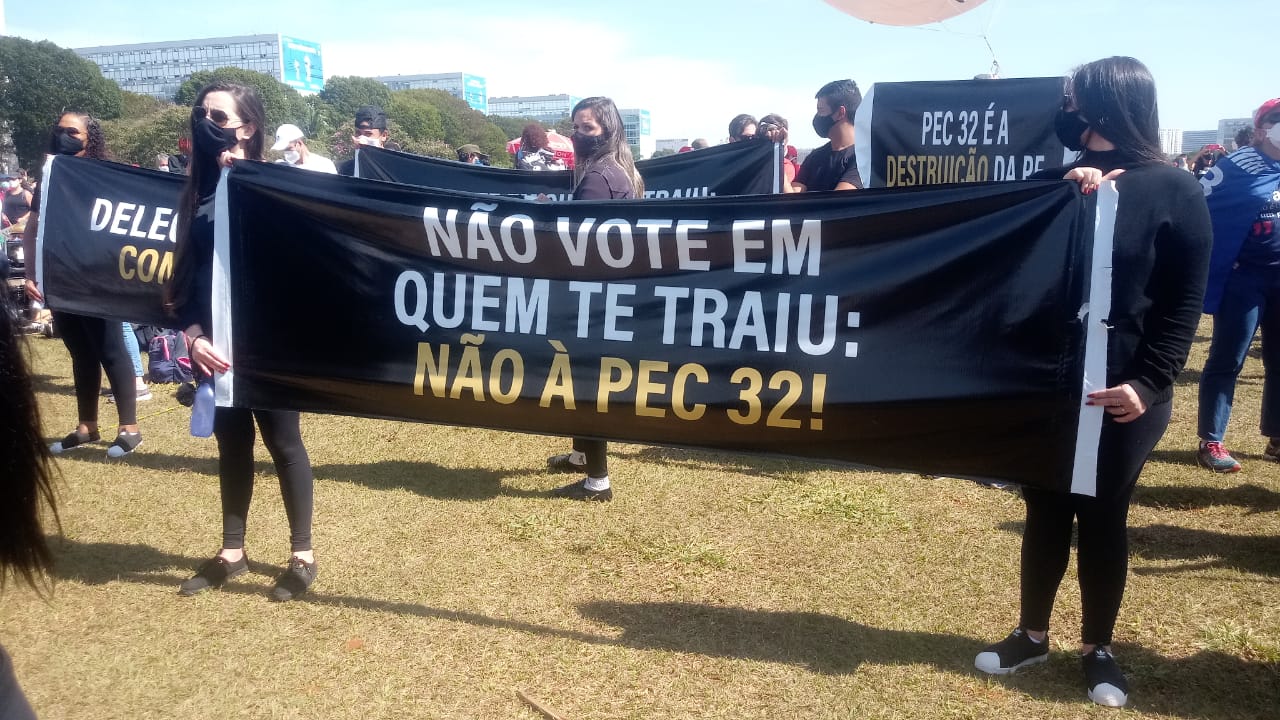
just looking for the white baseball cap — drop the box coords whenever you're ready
[271,123,305,151]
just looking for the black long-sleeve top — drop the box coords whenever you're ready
[172,193,216,335]
[1035,151,1212,407]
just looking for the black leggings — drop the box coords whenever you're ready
[53,310,137,426]
[214,407,314,552]
[1017,400,1172,646]
[571,438,608,477]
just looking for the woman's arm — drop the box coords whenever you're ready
[20,212,41,303]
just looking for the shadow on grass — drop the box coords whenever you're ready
[50,449,547,502]
[576,601,1278,718]
[1134,483,1280,514]
[46,540,1278,718]
[1130,524,1280,578]
[30,372,77,398]
[1147,448,1200,467]
[47,448,251,476]
[994,520,1280,578]
[312,460,546,501]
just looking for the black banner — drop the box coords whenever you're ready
[356,139,780,199]
[216,161,1104,492]
[856,77,1069,188]
[36,155,184,327]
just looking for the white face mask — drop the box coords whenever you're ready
[283,149,301,164]
[1267,124,1280,147]
[354,135,383,147]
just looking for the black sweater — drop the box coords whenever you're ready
[1035,151,1212,407]
[173,194,216,335]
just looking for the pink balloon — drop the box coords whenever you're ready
[823,0,988,26]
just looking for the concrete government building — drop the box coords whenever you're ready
[75,34,324,100]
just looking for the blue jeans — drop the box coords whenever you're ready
[122,322,143,378]
[1197,265,1280,442]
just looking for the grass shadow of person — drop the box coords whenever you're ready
[42,541,1278,718]
[576,600,1279,718]
[311,459,547,501]
[1129,524,1280,578]
[47,539,610,645]
[29,372,77,398]
[576,599,977,676]
[1133,483,1280,514]
[44,448,252,476]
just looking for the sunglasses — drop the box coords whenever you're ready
[1261,113,1280,126]
[193,106,241,128]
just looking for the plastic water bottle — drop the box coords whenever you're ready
[190,379,215,438]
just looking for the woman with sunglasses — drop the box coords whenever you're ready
[165,82,319,602]
[21,111,144,458]
[545,96,644,502]
[973,57,1212,708]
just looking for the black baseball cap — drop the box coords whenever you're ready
[355,105,388,131]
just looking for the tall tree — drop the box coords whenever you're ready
[174,67,307,141]
[391,89,510,164]
[0,36,123,169]
[319,76,392,126]
[101,105,189,167]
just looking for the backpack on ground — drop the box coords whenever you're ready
[148,331,193,384]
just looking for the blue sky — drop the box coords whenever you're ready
[5,0,1274,146]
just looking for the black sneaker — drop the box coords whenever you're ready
[106,431,142,458]
[974,628,1050,675]
[270,557,318,602]
[178,554,248,596]
[49,429,101,454]
[550,479,612,502]
[547,452,587,474]
[1083,647,1129,707]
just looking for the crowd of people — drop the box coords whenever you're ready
[3,55,1278,712]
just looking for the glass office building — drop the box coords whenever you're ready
[75,34,324,100]
[373,73,488,114]
[489,94,580,123]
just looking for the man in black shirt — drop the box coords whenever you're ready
[793,79,863,192]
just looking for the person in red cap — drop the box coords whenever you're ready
[1195,98,1280,472]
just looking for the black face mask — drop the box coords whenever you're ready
[191,108,240,159]
[1054,109,1091,152]
[572,132,607,159]
[812,111,837,139]
[52,129,85,156]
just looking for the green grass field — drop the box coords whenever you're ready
[2,321,1276,719]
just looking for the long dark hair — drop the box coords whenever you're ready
[520,123,548,152]
[571,96,644,194]
[0,288,59,594]
[165,82,266,319]
[1069,56,1165,166]
[49,111,108,160]
[728,113,757,141]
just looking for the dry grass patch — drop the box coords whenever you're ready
[1,319,1277,719]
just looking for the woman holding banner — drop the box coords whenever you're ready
[165,82,319,602]
[22,111,144,458]
[972,56,1211,708]
[545,96,644,502]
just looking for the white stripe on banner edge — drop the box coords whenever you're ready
[1070,181,1117,496]
[33,155,56,290]
[212,167,235,407]
[854,85,874,188]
